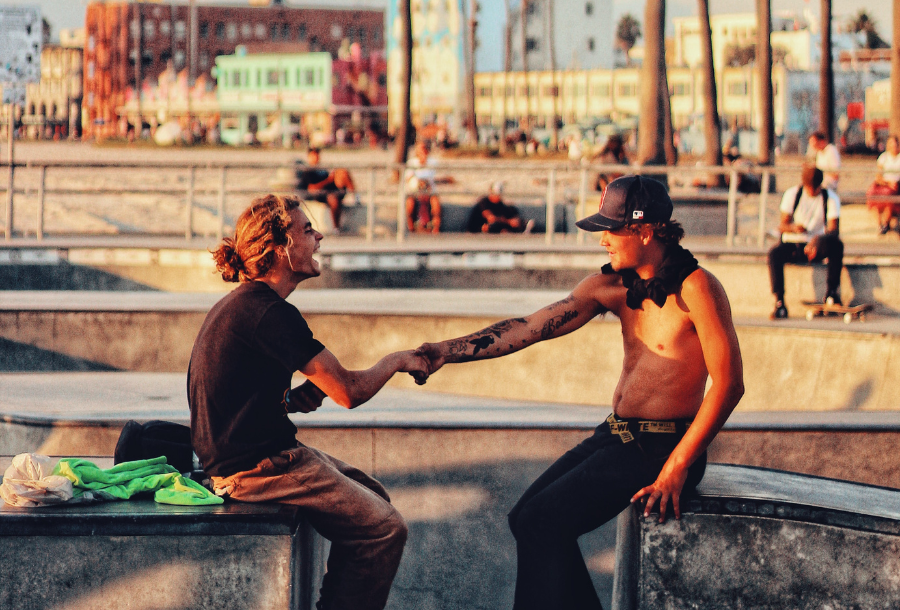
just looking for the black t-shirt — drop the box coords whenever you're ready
[466,196,520,232]
[188,281,325,477]
[296,166,331,191]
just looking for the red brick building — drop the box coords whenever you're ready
[83,1,384,138]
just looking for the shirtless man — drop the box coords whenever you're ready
[414,175,744,610]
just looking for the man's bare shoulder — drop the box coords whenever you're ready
[681,267,733,316]
[572,271,624,313]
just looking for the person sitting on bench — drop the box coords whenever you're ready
[295,147,358,232]
[768,164,843,320]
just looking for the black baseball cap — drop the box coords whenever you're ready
[575,175,673,232]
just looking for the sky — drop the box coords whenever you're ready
[2,0,892,72]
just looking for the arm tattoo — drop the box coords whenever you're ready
[446,318,527,362]
[537,309,578,340]
[547,295,574,310]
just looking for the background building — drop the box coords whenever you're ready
[507,0,614,71]
[22,44,84,140]
[83,1,384,139]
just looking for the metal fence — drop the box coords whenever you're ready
[0,158,892,247]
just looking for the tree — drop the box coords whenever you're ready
[698,0,723,184]
[499,0,513,154]
[892,0,900,135]
[394,0,413,168]
[819,0,834,142]
[636,0,666,166]
[464,0,478,146]
[546,0,559,150]
[846,10,889,49]
[616,13,642,67]
[757,0,774,165]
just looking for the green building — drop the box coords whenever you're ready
[215,52,332,146]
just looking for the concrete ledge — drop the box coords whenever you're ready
[613,464,900,610]
[0,499,319,610]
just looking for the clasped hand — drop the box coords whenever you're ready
[408,343,444,385]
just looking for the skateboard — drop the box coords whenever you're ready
[802,300,874,324]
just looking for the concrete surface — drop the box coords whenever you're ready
[4,375,900,610]
[0,499,318,610]
[613,464,900,609]
[3,238,900,318]
[2,290,900,412]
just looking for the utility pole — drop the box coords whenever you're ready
[134,1,142,138]
[464,0,478,146]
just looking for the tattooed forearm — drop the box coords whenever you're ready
[444,318,528,362]
[537,310,578,340]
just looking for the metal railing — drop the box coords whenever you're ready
[0,158,891,247]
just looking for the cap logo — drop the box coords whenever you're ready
[632,211,644,219]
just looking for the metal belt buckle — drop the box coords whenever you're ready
[607,414,634,443]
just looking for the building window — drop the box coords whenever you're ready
[232,70,241,87]
[241,23,251,39]
[267,69,279,86]
[591,83,610,96]
[160,21,170,37]
[282,24,290,40]
[298,24,307,40]
[200,51,209,68]
[727,81,748,96]
[143,20,155,39]
[174,50,185,69]
[587,37,595,51]
[255,23,266,39]
[215,22,225,40]
[525,37,539,52]
[585,2,593,15]
[617,83,636,97]
[477,86,491,97]
[331,24,343,39]
[305,68,315,86]
[174,21,186,40]
[270,23,279,41]
[227,23,237,41]
[199,22,209,39]
[673,83,691,96]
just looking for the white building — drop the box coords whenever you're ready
[672,12,856,71]
[508,0,613,71]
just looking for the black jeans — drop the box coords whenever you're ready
[768,234,844,299]
[507,418,707,610]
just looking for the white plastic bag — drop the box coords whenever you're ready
[0,453,73,507]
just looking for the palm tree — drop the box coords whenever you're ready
[891,0,900,135]
[616,13,642,67]
[546,0,559,150]
[464,0,478,146]
[520,0,530,133]
[819,0,834,142]
[698,0,723,185]
[394,0,413,167]
[636,0,666,167]
[499,0,513,154]
[757,0,774,165]
[846,10,888,49]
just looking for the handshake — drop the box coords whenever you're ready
[283,342,446,413]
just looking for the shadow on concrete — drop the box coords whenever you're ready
[380,460,616,610]
[0,264,158,291]
[0,338,120,371]
[844,379,874,411]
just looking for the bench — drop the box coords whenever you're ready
[613,463,900,609]
[0,495,322,610]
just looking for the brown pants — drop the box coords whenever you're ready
[212,444,408,610]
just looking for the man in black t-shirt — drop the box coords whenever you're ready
[189,194,427,610]
[466,181,529,233]
[294,148,358,232]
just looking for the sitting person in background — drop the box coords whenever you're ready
[867,134,900,235]
[808,131,841,193]
[466,181,532,233]
[406,178,441,233]
[768,164,843,320]
[295,147,358,232]
[593,134,629,192]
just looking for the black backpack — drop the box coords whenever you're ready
[114,420,195,474]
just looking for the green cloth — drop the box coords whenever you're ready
[53,456,223,506]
